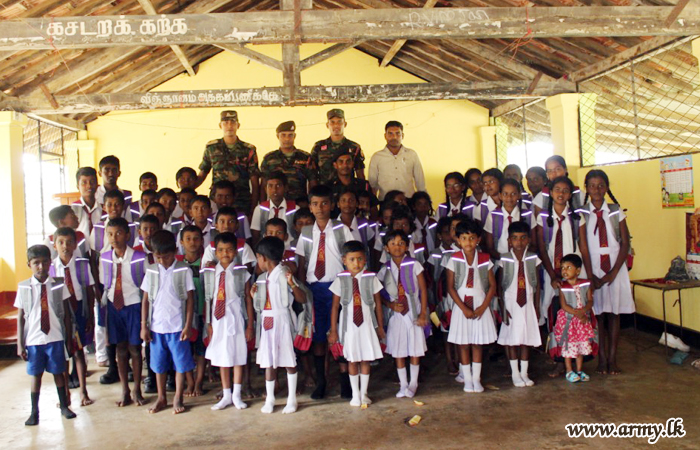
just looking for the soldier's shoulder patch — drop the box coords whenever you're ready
[206,139,219,146]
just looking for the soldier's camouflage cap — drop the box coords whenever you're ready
[220,110,238,121]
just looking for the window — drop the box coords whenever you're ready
[23,118,78,246]
[495,99,554,172]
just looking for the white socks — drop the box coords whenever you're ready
[261,380,275,414]
[360,374,371,405]
[349,374,361,406]
[232,384,248,409]
[282,373,298,414]
[455,364,464,383]
[472,362,484,393]
[520,360,534,386]
[212,388,233,410]
[511,360,525,387]
[461,364,473,393]
[396,367,408,398]
[407,364,419,398]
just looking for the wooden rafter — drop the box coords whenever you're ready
[2,6,700,51]
[380,0,439,68]
[0,80,577,114]
[136,0,196,77]
[215,44,284,71]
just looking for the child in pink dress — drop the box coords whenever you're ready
[553,254,596,383]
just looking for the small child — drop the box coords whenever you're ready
[16,245,76,426]
[251,171,298,245]
[186,195,214,250]
[134,214,160,256]
[553,254,596,383]
[295,185,354,400]
[437,172,470,219]
[211,180,251,242]
[52,227,96,406]
[90,190,137,254]
[202,206,256,271]
[254,237,307,414]
[140,231,196,414]
[72,167,102,238]
[291,208,314,250]
[177,188,197,225]
[157,188,184,236]
[375,204,426,265]
[379,230,428,398]
[444,220,497,393]
[496,222,541,387]
[337,188,374,250]
[411,191,437,252]
[177,225,206,396]
[202,232,254,410]
[532,156,585,216]
[139,172,158,192]
[328,241,386,407]
[95,155,133,217]
[131,189,157,218]
[484,179,533,260]
[45,205,89,259]
[99,217,147,407]
[264,218,297,272]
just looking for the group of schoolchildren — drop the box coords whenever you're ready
[16,151,635,426]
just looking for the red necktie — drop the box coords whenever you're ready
[517,260,527,307]
[508,215,513,226]
[554,217,564,271]
[40,284,50,334]
[263,279,274,330]
[595,209,612,272]
[397,275,409,316]
[451,208,459,216]
[352,277,364,326]
[64,266,79,312]
[83,205,94,233]
[214,271,226,320]
[113,262,125,311]
[273,206,281,218]
[314,232,326,280]
[464,267,474,310]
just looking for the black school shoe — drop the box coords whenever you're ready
[143,376,156,394]
[100,368,119,385]
[166,373,176,392]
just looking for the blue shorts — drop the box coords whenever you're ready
[74,300,94,347]
[309,282,333,343]
[150,332,195,374]
[27,341,66,376]
[107,302,142,346]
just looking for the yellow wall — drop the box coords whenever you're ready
[575,158,700,332]
[87,44,488,202]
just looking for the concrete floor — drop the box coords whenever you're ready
[0,330,698,449]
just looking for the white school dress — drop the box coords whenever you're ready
[378,259,427,358]
[484,205,524,254]
[205,264,250,368]
[445,251,497,345]
[584,203,635,315]
[256,265,297,369]
[536,205,587,322]
[329,270,384,362]
[496,252,543,347]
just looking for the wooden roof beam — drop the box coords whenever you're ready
[380,0,438,68]
[3,6,700,50]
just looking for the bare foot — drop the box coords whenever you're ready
[172,399,185,414]
[303,376,315,388]
[595,364,608,375]
[184,385,195,397]
[116,392,132,407]
[548,366,565,378]
[80,393,94,406]
[242,386,258,400]
[608,364,622,375]
[193,385,204,397]
[149,398,167,414]
[132,391,146,406]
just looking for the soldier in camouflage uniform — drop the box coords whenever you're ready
[310,109,365,186]
[195,110,260,216]
[260,121,318,201]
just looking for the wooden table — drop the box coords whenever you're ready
[631,279,700,357]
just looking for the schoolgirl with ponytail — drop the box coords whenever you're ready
[532,156,585,216]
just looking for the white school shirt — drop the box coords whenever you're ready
[74,198,102,238]
[96,186,135,222]
[533,190,586,211]
[266,264,294,312]
[99,247,142,307]
[368,146,426,200]
[378,258,424,309]
[484,205,523,254]
[140,263,194,334]
[14,276,70,346]
[52,256,95,302]
[585,202,625,257]
[443,251,494,298]
[536,205,586,262]
[336,214,376,244]
[296,221,354,283]
[497,251,541,302]
[469,194,488,223]
[251,198,292,232]
[329,269,383,299]
[413,216,435,250]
